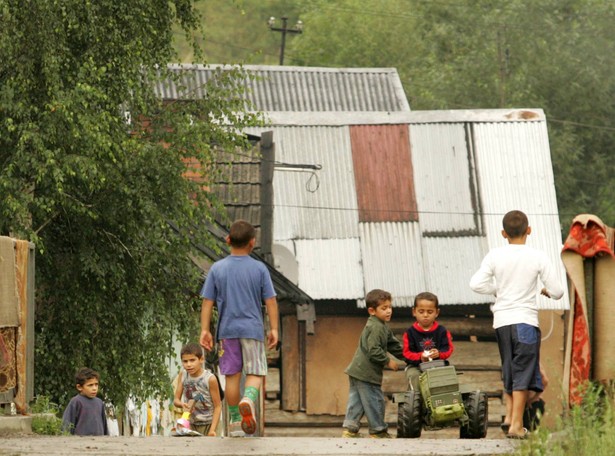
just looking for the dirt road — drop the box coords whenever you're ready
[0,434,517,456]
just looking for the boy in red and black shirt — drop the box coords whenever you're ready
[403,292,454,390]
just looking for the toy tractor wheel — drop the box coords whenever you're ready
[397,390,423,438]
[460,391,488,439]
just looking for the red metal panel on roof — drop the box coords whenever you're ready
[350,125,417,222]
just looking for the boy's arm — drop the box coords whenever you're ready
[469,255,497,295]
[387,330,404,362]
[61,399,77,435]
[436,329,454,360]
[265,296,279,350]
[402,332,422,364]
[173,372,185,409]
[364,326,390,366]
[540,257,565,300]
[200,299,215,351]
[208,375,222,436]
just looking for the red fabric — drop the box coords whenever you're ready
[562,218,614,406]
[562,221,614,259]
[568,294,591,405]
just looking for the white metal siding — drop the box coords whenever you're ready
[410,123,479,233]
[421,236,492,305]
[247,126,360,241]
[358,222,425,308]
[473,122,569,310]
[292,238,364,300]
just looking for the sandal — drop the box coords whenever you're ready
[506,428,529,440]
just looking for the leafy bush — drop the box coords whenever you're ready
[31,414,64,436]
[516,383,615,456]
[30,395,65,436]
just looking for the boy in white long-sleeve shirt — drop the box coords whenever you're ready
[470,210,564,439]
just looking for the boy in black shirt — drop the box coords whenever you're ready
[402,292,454,390]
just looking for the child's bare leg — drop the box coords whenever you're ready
[503,392,513,425]
[245,374,263,391]
[509,390,529,436]
[225,372,242,406]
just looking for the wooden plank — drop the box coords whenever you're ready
[446,341,501,369]
[281,315,300,411]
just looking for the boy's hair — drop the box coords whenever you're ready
[75,367,99,386]
[365,289,392,310]
[502,210,529,238]
[180,342,204,359]
[414,291,439,309]
[229,220,256,248]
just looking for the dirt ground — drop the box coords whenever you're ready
[0,433,518,456]
[0,425,518,456]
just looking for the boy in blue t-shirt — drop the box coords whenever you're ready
[199,220,279,436]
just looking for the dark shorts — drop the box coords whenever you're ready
[495,324,543,394]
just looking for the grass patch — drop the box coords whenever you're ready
[30,396,66,436]
[515,383,615,456]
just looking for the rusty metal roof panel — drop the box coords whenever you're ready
[358,222,426,308]
[246,125,360,241]
[158,64,410,112]
[350,125,418,223]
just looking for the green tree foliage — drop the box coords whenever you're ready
[0,0,263,407]
[286,0,615,229]
[174,0,304,65]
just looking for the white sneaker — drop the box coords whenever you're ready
[228,421,245,437]
[238,397,257,435]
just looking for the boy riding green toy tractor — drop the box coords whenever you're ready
[394,360,488,439]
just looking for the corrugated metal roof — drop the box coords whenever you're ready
[277,238,364,300]
[350,125,418,222]
[247,111,568,309]
[421,236,491,305]
[245,125,359,241]
[410,123,481,234]
[472,122,567,310]
[157,64,410,112]
[358,222,425,307]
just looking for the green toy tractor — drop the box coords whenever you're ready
[394,360,488,439]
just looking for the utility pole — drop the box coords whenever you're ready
[267,16,303,65]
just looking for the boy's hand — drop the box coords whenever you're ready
[387,359,399,371]
[207,430,216,436]
[540,288,551,298]
[267,329,279,350]
[429,349,440,359]
[200,330,213,351]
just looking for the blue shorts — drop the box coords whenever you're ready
[218,338,267,376]
[495,324,543,394]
